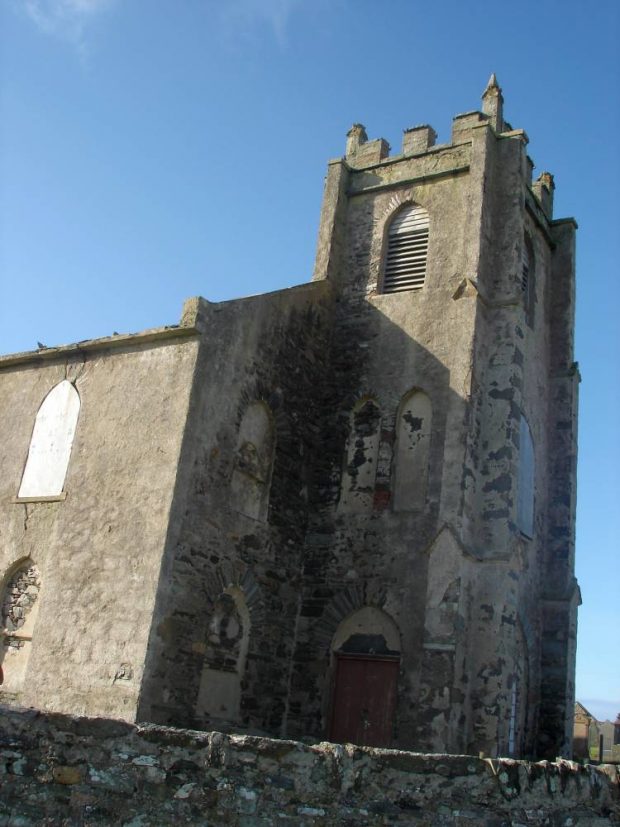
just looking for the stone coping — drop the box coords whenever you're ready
[2,704,619,825]
[0,325,199,370]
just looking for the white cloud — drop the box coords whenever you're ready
[217,0,305,48]
[18,0,115,54]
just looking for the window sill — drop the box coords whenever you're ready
[11,493,67,503]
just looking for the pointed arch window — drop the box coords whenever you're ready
[18,380,80,499]
[382,204,429,293]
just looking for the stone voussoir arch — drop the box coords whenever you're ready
[311,582,390,656]
[235,383,292,452]
[203,561,265,627]
[369,188,429,284]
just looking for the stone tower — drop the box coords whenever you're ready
[283,74,579,759]
[0,78,578,760]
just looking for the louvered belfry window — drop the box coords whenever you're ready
[382,204,429,293]
[521,243,530,294]
[521,236,535,326]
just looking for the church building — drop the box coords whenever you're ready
[0,77,579,760]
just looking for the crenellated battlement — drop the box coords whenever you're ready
[402,124,437,155]
[343,74,554,218]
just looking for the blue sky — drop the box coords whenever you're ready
[1,0,618,723]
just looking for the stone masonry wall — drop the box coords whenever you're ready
[289,132,483,753]
[288,110,565,759]
[138,282,335,737]
[1,706,618,826]
[0,330,200,722]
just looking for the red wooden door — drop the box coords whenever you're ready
[329,654,399,748]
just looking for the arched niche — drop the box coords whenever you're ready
[339,398,381,513]
[0,559,41,692]
[230,401,275,522]
[393,389,432,511]
[18,380,80,498]
[329,607,401,747]
[195,587,250,724]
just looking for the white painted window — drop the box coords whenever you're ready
[382,204,429,293]
[517,415,534,537]
[18,380,80,498]
[393,390,432,511]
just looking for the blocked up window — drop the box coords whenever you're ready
[1,561,41,691]
[516,415,534,537]
[18,380,80,498]
[508,680,518,754]
[339,399,381,512]
[382,204,429,293]
[230,401,276,522]
[195,588,250,723]
[393,389,432,511]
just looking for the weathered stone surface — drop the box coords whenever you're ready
[0,331,200,722]
[0,707,617,825]
[0,79,579,762]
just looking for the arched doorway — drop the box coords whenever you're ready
[329,606,400,747]
[1,559,42,693]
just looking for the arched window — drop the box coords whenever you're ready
[230,401,275,522]
[329,607,401,747]
[517,415,534,537]
[18,380,80,498]
[382,204,429,293]
[195,588,250,724]
[1,560,41,692]
[393,389,432,511]
[521,235,535,326]
[339,398,381,512]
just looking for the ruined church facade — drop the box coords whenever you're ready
[0,79,579,759]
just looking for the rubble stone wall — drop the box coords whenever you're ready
[137,283,335,737]
[1,706,618,826]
